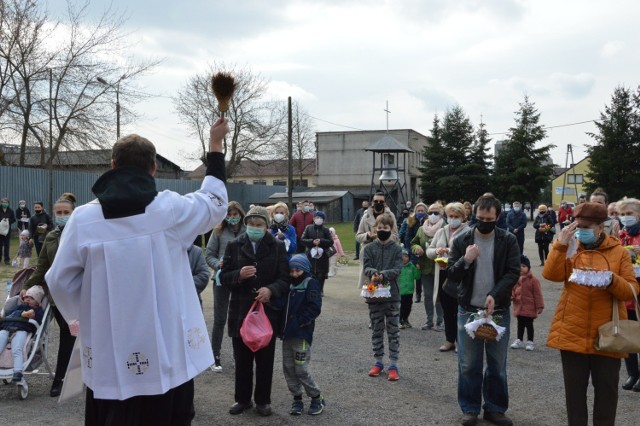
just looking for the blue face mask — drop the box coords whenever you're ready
[415,212,426,221]
[56,215,70,227]
[575,228,597,244]
[513,207,521,212]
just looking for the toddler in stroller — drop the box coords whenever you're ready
[0,285,46,383]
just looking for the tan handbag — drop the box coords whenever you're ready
[594,282,640,353]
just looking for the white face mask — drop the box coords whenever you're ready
[448,218,461,228]
[314,218,324,226]
[428,214,440,224]
[274,213,285,223]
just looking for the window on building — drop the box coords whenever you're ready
[235,180,246,184]
[567,174,583,184]
[253,179,267,185]
[273,180,287,186]
[293,179,308,187]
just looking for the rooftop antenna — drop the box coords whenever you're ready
[384,100,391,133]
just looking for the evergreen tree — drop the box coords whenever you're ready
[459,120,493,201]
[438,105,476,202]
[494,95,553,206]
[419,114,446,202]
[584,86,640,200]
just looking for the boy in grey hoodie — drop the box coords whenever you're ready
[361,213,403,381]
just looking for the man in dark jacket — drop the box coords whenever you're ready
[352,200,369,260]
[505,201,527,254]
[446,194,520,426]
[0,197,16,264]
[221,205,290,417]
[15,200,31,232]
[301,210,333,295]
[28,202,53,256]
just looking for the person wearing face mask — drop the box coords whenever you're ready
[0,197,16,265]
[533,205,555,266]
[543,202,639,426]
[411,203,445,331]
[15,200,31,232]
[506,201,527,255]
[591,188,620,237]
[356,192,398,288]
[205,201,246,372]
[269,202,297,258]
[399,203,427,303]
[301,211,334,295]
[28,201,53,257]
[447,194,520,426]
[427,202,470,352]
[558,200,573,229]
[290,200,314,254]
[22,193,77,397]
[221,205,289,417]
[614,197,640,393]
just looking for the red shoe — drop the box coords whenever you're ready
[388,367,399,381]
[368,363,383,377]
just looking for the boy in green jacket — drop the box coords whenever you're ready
[399,249,421,329]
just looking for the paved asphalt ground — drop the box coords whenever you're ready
[1,225,638,425]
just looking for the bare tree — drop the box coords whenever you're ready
[173,62,286,178]
[291,101,315,186]
[0,0,158,166]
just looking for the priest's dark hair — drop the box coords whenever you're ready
[111,134,156,173]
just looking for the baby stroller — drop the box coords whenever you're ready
[0,267,54,399]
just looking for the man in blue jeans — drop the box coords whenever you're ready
[446,194,520,426]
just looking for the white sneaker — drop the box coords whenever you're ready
[210,364,223,373]
[510,339,524,349]
[525,341,535,351]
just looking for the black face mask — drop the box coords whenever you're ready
[476,220,496,235]
[377,230,391,241]
[373,202,384,212]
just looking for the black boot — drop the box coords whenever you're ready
[622,375,638,390]
[50,379,63,397]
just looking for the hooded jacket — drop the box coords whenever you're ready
[511,271,544,318]
[46,152,228,400]
[362,239,403,303]
[543,234,639,358]
[273,274,322,345]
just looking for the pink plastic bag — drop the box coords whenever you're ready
[240,301,273,352]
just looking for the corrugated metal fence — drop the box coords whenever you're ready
[0,166,285,211]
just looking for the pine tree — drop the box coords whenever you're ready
[460,120,493,201]
[419,114,447,202]
[584,86,640,200]
[437,105,476,202]
[494,95,553,205]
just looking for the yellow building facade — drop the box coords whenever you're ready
[551,157,590,208]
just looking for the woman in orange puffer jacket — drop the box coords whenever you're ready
[615,197,640,392]
[543,202,639,426]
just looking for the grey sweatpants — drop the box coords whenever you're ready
[282,339,321,398]
[368,301,400,366]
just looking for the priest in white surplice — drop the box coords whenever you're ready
[46,118,229,425]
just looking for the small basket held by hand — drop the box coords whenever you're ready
[568,250,613,288]
[474,324,498,341]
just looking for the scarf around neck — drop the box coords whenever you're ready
[423,217,444,237]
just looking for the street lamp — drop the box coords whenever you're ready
[97,75,126,140]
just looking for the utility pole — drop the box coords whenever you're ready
[48,68,53,214]
[287,97,293,208]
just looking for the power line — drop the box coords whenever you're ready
[487,120,595,136]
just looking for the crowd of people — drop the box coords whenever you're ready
[1,117,639,426]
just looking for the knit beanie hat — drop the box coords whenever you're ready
[25,285,45,304]
[313,210,326,220]
[244,205,271,227]
[289,254,311,273]
[520,255,531,271]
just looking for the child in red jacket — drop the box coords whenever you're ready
[510,255,544,351]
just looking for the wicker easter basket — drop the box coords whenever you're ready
[569,250,613,288]
[474,323,498,341]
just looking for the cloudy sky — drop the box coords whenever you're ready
[48,0,640,171]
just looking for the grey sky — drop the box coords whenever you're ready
[47,0,640,170]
